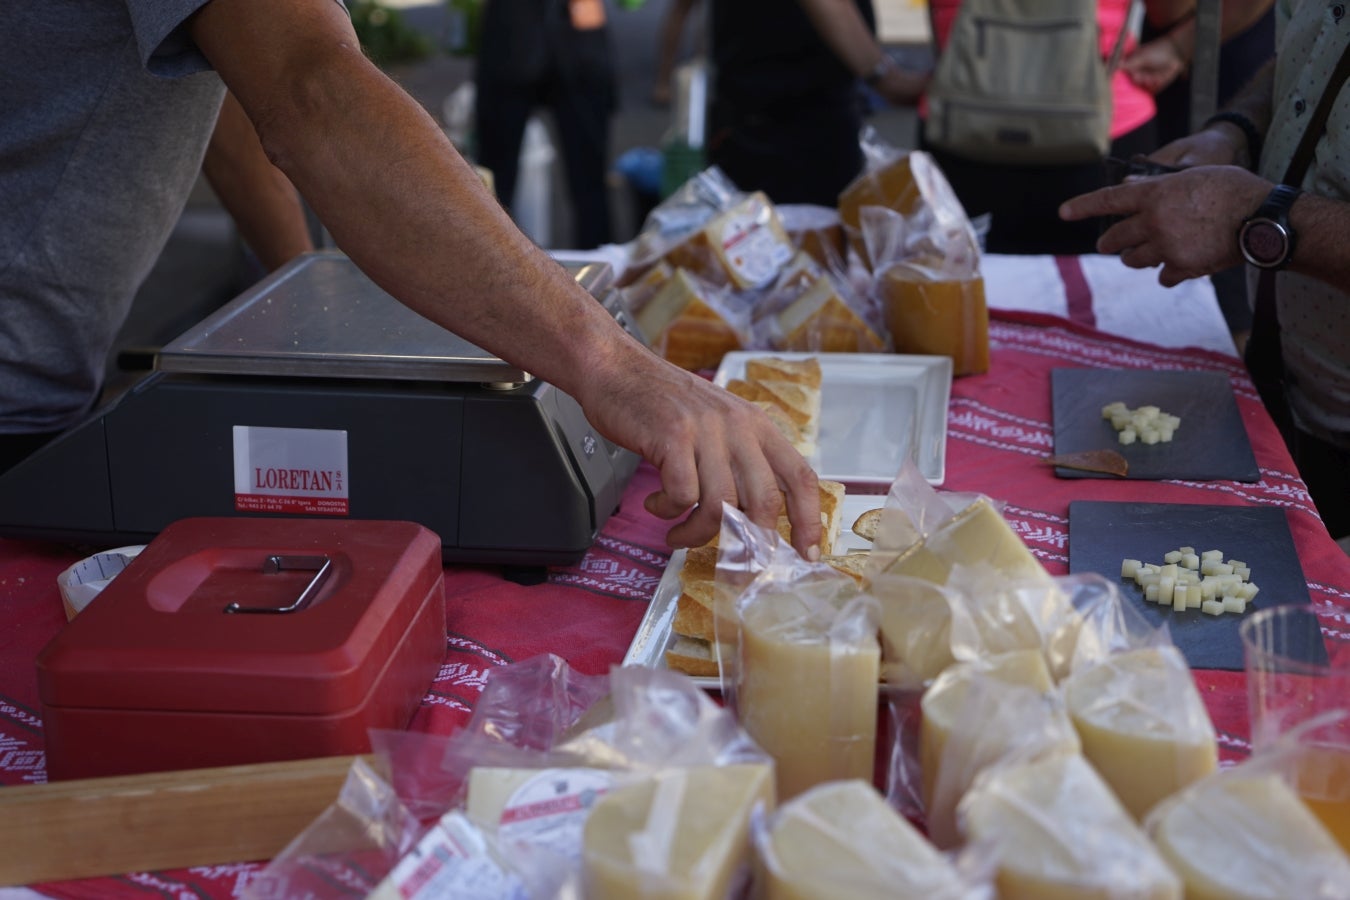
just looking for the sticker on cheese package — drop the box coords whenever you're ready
[495,768,614,859]
[382,811,528,900]
[718,206,794,289]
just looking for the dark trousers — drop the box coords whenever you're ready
[920,120,1158,256]
[475,74,613,250]
[708,95,866,208]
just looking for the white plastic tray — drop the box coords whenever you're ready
[713,351,951,488]
[622,494,881,689]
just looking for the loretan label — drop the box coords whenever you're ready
[232,425,350,516]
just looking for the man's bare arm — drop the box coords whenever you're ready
[202,89,314,271]
[796,0,926,105]
[187,0,822,554]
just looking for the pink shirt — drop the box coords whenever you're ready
[926,0,1155,139]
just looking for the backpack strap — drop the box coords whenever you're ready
[1105,0,1141,74]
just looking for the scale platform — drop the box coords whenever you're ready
[0,251,641,566]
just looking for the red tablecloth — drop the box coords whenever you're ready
[3,310,1349,897]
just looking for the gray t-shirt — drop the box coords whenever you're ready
[0,0,224,433]
[1262,1,1350,448]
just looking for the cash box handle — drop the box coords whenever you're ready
[224,555,332,615]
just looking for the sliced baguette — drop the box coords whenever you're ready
[744,356,823,391]
[665,636,720,678]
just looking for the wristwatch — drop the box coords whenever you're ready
[1238,184,1303,269]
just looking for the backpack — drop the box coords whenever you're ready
[924,0,1134,165]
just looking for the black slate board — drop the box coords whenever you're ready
[1068,500,1326,671]
[1052,368,1259,482]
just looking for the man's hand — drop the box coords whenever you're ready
[576,343,822,558]
[1149,122,1249,169]
[1060,165,1272,286]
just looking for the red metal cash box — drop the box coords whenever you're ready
[37,517,446,780]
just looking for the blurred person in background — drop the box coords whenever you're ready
[651,0,703,108]
[1123,0,1276,346]
[919,0,1167,255]
[707,0,926,206]
[1060,0,1350,538]
[475,0,616,249]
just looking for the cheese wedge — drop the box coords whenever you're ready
[663,192,795,290]
[738,587,879,801]
[1150,770,1350,900]
[883,497,1048,586]
[760,779,966,899]
[582,764,774,899]
[919,650,1079,847]
[637,268,743,371]
[1065,646,1218,820]
[879,265,989,376]
[776,276,885,353]
[960,752,1182,899]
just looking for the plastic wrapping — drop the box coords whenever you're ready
[753,779,993,900]
[776,203,849,271]
[623,165,745,284]
[712,505,880,802]
[755,255,888,354]
[1063,643,1219,821]
[635,267,753,371]
[957,751,1183,899]
[862,459,1047,589]
[657,191,796,291]
[243,758,426,900]
[839,132,988,376]
[252,656,776,899]
[870,571,958,690]
[1145,722,1350,900]
[917,652,1080,849]
[581,763,774,899]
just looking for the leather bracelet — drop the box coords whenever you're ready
[1205,110,1264,169]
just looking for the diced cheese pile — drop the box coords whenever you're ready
[1103,401,1181,445]
[1120,547,1259,616]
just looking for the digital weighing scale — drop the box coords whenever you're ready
[0,251,641,566]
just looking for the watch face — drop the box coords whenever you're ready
[1241,219,1289,268]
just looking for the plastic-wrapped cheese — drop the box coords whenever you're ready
[1064,646,1218,820]
[581,764,773,900]
[737,589,879,801]
[1149,769,1350,900]
[960,752,1182,899]
[636,268,744,372]
[882,497,1049,587]
[775,274,885,353]
[662,191,795,290]
[464,766,615,859]
[919,650,1080,848]
[878,265,989,376]
[759,779,968,900]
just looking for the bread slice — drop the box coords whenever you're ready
[672,592,716,642]
[725,378,777,406]
[756,379,820,430]
[744,356,823,391]
[819,479,845,550]
[665,636,720,678]
[753,401,808,454]
[679,545,719,586]
[824,552,871,585]
[852,507,884,542]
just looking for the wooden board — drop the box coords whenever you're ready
[1052,368,1259,482]
[1068,500,1325,671]
[0,754,367,886]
